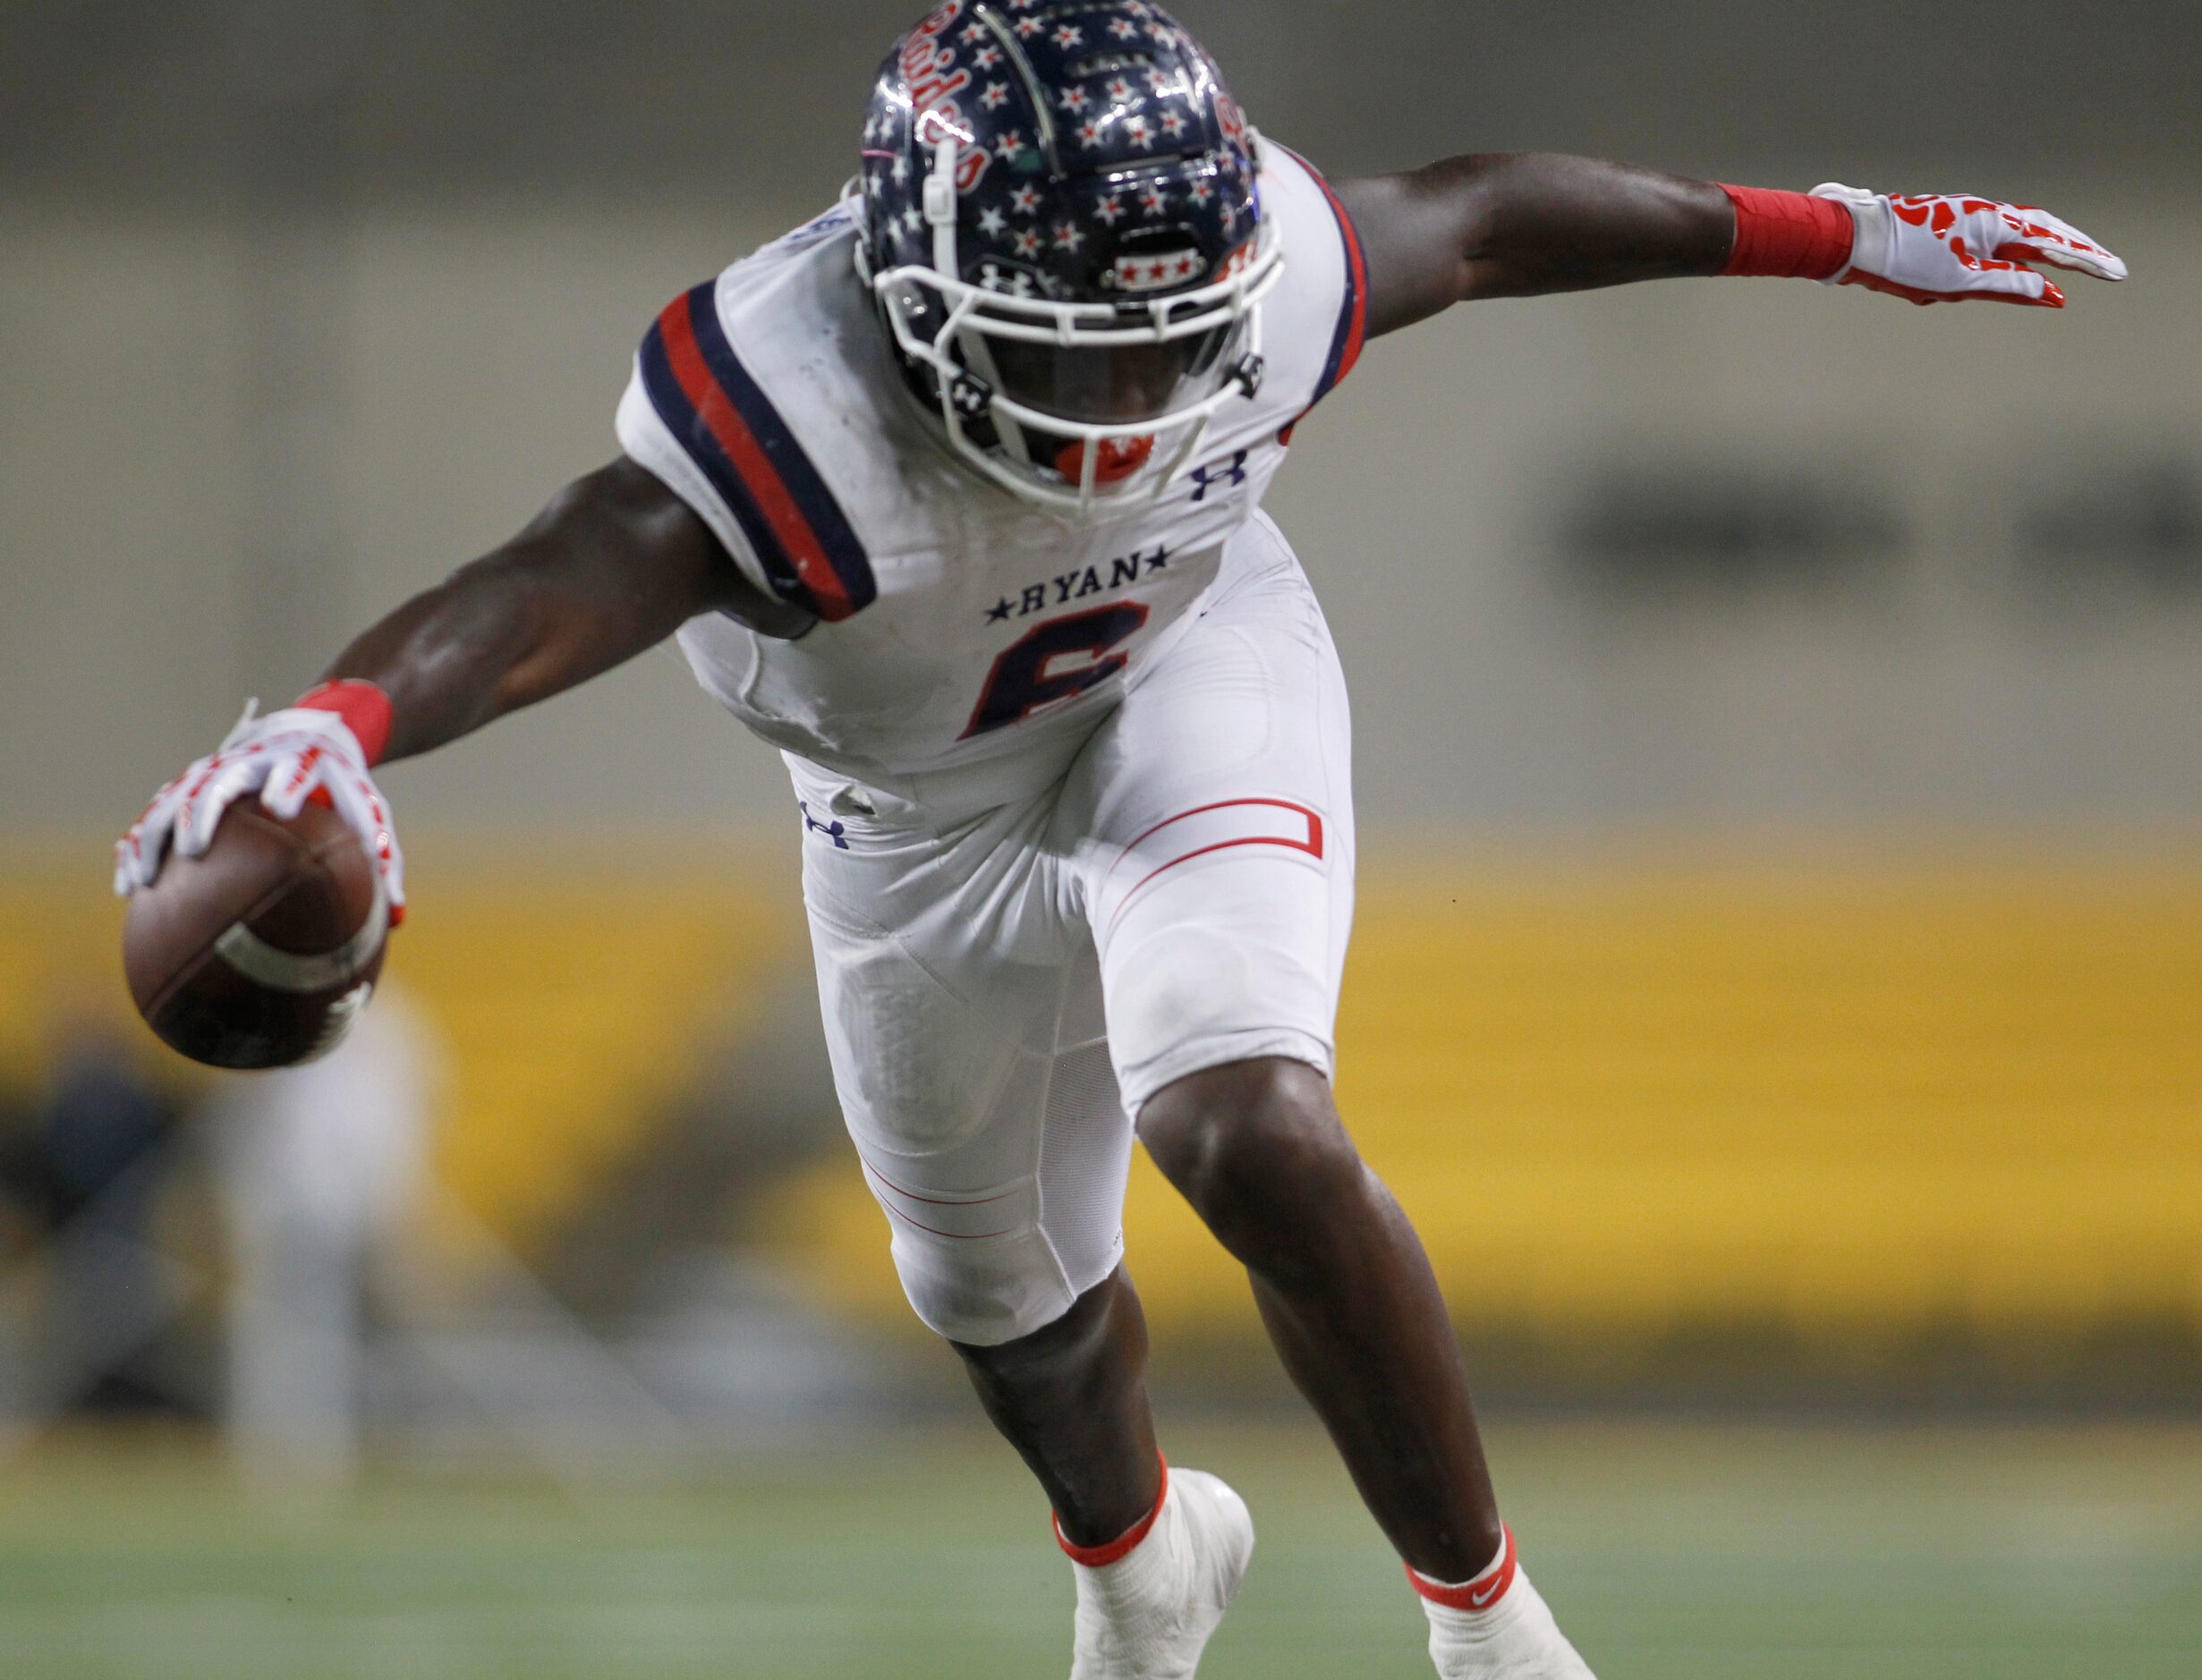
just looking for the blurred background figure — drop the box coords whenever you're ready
[207,982,438,1484]
[5,1008,191,1423]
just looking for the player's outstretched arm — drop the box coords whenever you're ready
[1335,154,2126,339]
[319,457,785,764]
[115,459,784,910]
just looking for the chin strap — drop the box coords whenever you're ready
[921,133,1033,470]
[925,135,961,279]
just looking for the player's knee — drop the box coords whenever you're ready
[1137,1057,1364,1276]
[948,1268,1119,1370]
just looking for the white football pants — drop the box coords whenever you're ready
[786,513,1355,1346]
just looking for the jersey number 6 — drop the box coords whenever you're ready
[964,602,1152,739]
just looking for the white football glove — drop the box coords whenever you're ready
[114,701,406,917]
[1813,184,2127,308]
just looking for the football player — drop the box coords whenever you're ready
[115,4,2122,1675]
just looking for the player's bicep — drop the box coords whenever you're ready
[464,462,755,707]
[1333,163,1486,339]
[507,460,801,650]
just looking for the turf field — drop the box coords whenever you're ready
[0,1422,2195,1678]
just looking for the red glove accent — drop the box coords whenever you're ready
[1718,185,1856,280]
[295,680,395,768]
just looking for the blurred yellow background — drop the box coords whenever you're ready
[15,843,2195,1353]
[761,848,2202,1346]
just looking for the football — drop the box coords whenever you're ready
[122,797,389,1070]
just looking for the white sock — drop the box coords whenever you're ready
[1057,1457,1171,1572]
[1061,1462,1255,1680]
[1059,1459,1177,1615]
[1409,1526,1599,1677]
[1407,1522,1518,1619]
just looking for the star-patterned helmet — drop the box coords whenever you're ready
[853,0,1283,512]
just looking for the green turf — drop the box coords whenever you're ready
[0,1423,2195,1678]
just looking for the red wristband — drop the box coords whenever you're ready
[1718,184,1855,280]
[295,680,395,767]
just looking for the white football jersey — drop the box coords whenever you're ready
[615,137,1366,801]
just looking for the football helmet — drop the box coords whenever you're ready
[854,1,1282,512]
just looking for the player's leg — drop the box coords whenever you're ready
[1140,1059,1599,1680]
[1136,1056,1502,1578]
[787,760,1252,1676]
[951,1265,1161,1547]
[1070,518,1595,1675]
[1084,596,1505,1577]
[954,1265,1256,1680]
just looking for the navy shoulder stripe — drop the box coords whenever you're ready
[640,283,876,621]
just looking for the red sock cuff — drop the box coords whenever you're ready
[1055,1456,1169,1568]
[1718,184,1855,280]
[1407,1523,1518,1612]
[295,680,395,768]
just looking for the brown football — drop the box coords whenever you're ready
[123,799,388,1070]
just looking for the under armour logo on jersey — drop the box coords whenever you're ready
[1189,450,1250,502]
[800,801,850,850]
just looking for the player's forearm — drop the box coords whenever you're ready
[319,554,562,763]
[320,459,734,763]
[1446,153,1734,298]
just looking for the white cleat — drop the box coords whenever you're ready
[1416,1527,1598,1679]
[1067,1467,1255,1679]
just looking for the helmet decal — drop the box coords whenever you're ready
[865,1,1261,301]
[897,4,994,186]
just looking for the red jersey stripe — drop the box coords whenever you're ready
[655,292,856,621]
